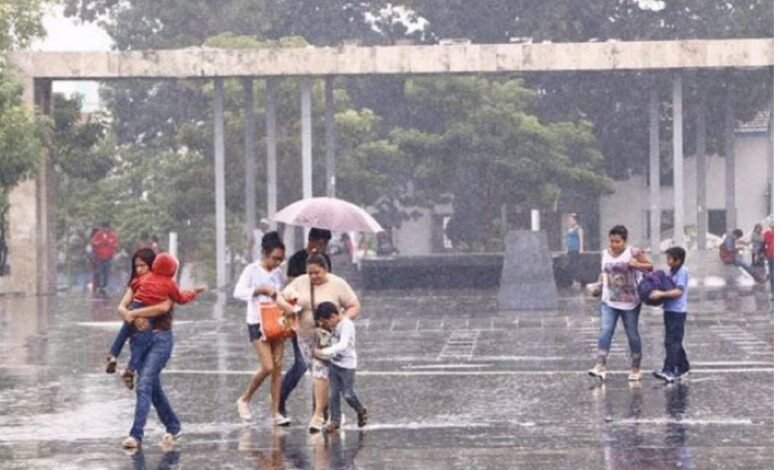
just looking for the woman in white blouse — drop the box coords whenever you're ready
[232,232,289,426]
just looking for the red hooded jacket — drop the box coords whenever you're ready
[130,252,198,306]
[91,229,119,261]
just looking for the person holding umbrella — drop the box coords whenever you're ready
[276,253,361,432]
[271,196,381,427]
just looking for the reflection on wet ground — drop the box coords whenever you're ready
[0,288,773,469]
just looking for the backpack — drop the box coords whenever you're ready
[637,270,677,306]
[719,241,736,264]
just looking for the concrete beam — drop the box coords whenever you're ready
[8,39,772,80]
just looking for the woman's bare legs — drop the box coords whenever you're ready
[269,339,284,415]
[236,340,284,419]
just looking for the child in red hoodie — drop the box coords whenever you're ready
[107,252,205,388]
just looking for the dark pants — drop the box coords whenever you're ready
[566,250,580,285]
[768,257,774,292]
[108,301,153,371]
[662,311,689,375]
[329,364,365,426]
[96,259,111,290]
[279,336,307,415]
[129,330,180,442]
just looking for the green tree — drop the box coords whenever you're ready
[367,77,612,249]
[0,0,48,273]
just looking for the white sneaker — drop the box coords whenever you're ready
[308,416,324,433]
[236,398,252,420]
[273,413,291,426]
[588,364,607,381]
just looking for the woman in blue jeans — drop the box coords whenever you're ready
[118,297,179,449]
[588,225,652,382]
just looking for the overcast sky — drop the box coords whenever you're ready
[31,5,112,111]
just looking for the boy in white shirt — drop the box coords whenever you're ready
[314,302,368,432]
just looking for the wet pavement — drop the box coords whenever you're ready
[0,287,773,469]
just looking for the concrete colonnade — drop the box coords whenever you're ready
[646,74,737,257]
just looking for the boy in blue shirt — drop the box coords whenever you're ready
[650,246,690,383]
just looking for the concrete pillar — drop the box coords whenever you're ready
[301,78,313,200]
[695,99,708,250]
[725,84,737,230]
[531,209,540,231]
[673,76,685,246]
[325,77,336,198]
[243,78,257,247]
[649,85,661,257]
[265,79,278,229]
[1,74,41,295]
[213,78,227,289]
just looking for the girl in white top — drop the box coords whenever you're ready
[232,232,289,425]
[588,225,652,382]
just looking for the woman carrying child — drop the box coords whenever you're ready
[233,231,290,425]
[112,251,205,449]
[106,250,205,390]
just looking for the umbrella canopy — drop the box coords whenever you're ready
[272,197,384,233]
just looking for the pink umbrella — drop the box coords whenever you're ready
[272,197,384,233]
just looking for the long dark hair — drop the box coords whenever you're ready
[261,231,285,256]
[128,248,156,286]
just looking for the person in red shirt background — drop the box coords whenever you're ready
[763,221,773,296]
[91,221,119,295]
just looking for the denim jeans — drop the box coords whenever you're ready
[96,259,111,289]
[279,335,307,415]
[768,257,774,291]
[109,301,153,372]
[329,364,365,426]
[733,256,755,278]
[597,303,642,367]
[109,321,133,359]
[129,330,180,442]
[662,311,689,375]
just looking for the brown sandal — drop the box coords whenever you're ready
[106,356,117,374]
[121,369,135,390]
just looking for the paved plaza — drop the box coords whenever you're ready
[0,286,773,469]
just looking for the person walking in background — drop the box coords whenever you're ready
[750,223,765,266]
[86,227,99,293]
[91,221,119,295]
[150,235,160,253]
[763,221,774,296]
[565,213,585,288]
[588,225,653,382]
[720,229,758,279]
[650,246,691,383]
[135,232,154,253]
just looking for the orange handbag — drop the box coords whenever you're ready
[260,302,297,341]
